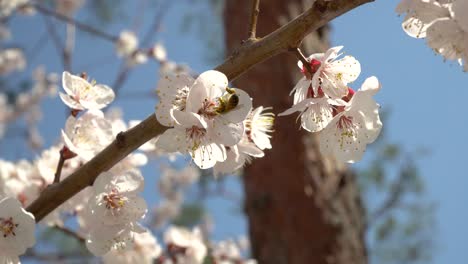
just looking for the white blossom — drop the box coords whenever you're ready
[152,42,167,61]
[61,109,113,160]
[59,71,115,110]
[0,48,25,75]
[116,30,138,57]
[0,197,36,261]
[156,110,227,169]
[164,226,207,264]
[89,170,147,227]
[319,76,382,163]
[185,70,252,147]
[310,46,360,99]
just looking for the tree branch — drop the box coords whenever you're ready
[248,0,261,40]
[31,3,118,42]
[27,0,374,222]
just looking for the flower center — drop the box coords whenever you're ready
[103,188,127,210]
[186,126,207,151]
[0,217,18,238]
[336,115,357,149]
[197,99,219,119]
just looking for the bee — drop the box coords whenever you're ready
[215,88,239,114]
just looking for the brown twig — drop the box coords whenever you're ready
[32,2,118,42]
[27,0,375,222]
[248,0,261,40]
[293,47,314,76]
[53,146,76,183]
[53,151,65,184]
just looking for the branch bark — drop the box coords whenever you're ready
[27,0,374,222]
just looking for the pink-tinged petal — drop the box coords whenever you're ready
[62,71,88,95]
[219,88,252,123]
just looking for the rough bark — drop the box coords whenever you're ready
[224,1,368,264]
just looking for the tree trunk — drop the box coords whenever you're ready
[223,1,368,264]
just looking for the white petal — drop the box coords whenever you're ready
[290,77,311,104]
[211,120,244,146]
[192,143,226,169]
[155,128,188,153]
[171,110,207,128]
[59,92,84,110]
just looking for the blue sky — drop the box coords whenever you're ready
[4,1,468,263]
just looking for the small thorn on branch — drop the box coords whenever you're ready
[247,0,261,40]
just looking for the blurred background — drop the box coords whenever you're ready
[1,0,467,263]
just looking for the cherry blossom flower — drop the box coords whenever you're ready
[0,48,26,75]
[0,197,36,261]
[163,226,207,264]
[61,109,113,160]
[59,71,115,110]
[152,42,167,61]
[396,0,468,70]
[156,110,226,169]
[185,70,252,146]
[310,46,360,99]
[155,72,195,127]
[102,230,162,264]
[396,0,451,38]
[89,170,147,227]
[319,76,382,163]
[116,30,138,57]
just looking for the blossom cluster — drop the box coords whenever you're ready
[154,70,274,172]
[115,30,167,67]
[280,46,382,163]
[396,0,468,71]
